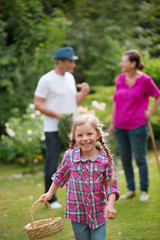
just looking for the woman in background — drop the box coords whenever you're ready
[108,49,160,202]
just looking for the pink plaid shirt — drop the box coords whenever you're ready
[52,147,119,229]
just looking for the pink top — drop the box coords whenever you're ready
[52,147,119,229]
[113,73,160,129]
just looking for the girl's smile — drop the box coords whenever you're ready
[74,122,100,158]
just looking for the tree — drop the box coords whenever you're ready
[0,0,69,134]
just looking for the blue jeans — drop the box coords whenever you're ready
[114,125,149,192]
[71,221,107,240]
[45,132,63,203]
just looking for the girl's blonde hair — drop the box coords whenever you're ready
[70,114,115,185]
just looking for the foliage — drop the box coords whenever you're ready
[58,113,73,147]
[0,104,44,167]
[83,36,123,86]
[143,55,160,88]
[0,0,70,134]
[64,0,160,84]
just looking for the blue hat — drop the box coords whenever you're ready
[54,47,78,60]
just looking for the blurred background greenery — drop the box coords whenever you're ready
[0,0,160,166]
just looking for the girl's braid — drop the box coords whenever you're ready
[70,139,76,149]
[99,136,113,167]
[99,135,115,185]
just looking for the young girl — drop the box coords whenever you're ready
[39,114,119,240]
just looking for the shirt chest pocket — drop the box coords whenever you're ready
[72,165,83,181]
[93,166,105,183]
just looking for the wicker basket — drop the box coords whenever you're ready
[24,200,63,240]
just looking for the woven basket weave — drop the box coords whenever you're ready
[24,200,63,240]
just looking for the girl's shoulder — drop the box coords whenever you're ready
[64,147,81,161]
[97,147,110,164]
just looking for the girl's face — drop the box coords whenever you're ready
[120,55,136,72]
[74,123,100,156]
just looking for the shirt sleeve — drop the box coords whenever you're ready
[106,162,120,200]
[145,76,160,97]
[34,77,49,99]
[51,150,70,188]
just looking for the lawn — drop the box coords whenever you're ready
[0,151,160,240]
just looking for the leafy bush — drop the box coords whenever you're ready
[0,1,70,135]
[0,104,44,167]
[83,36,123,86]
[143,56,160,88]
[58,113,73,147]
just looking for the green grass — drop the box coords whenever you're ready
[0,151,160,240]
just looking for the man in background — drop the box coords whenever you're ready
[34,47,90,209]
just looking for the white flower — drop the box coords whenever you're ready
[30,113,36,118]
[5,122,10,128]
[1,134,5,140]
[27,129,32,135]
[41,135,45,141]
[105,132,109,137]
[36,110,41,116]
[6,128,16,137]
[29,103,35,109]
[91,100,106,111]
[34,158,38,164]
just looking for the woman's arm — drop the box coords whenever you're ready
[108,102,116,136]
[145,96,160,120]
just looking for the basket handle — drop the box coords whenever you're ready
[30,199,54,228]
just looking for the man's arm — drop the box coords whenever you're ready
[34,96,62,119]
[76,82,90,104]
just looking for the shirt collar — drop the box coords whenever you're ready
[72,146,106,163]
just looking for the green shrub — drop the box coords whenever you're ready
[0,104,44,167]
[143,56,160,88]
[58,113,73,147]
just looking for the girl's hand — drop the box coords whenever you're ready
[105,204,117,220]
[39,192,52,205]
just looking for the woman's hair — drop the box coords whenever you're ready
[124,49,144,70]
[70,114,115,185]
